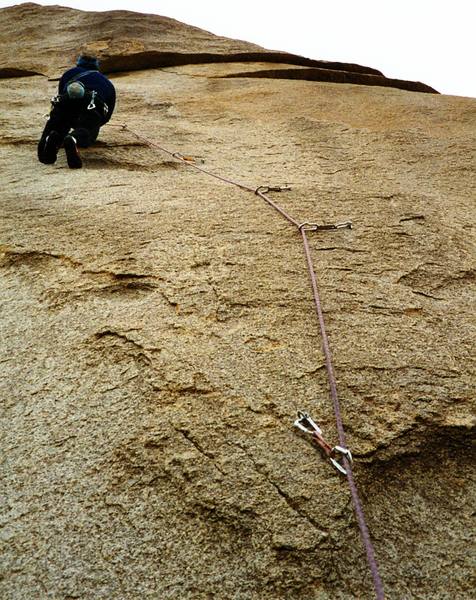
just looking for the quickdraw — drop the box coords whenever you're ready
[294,411,353,475]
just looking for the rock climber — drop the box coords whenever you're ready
[37,54,116,169]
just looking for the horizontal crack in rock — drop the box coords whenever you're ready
[222,67,438,94]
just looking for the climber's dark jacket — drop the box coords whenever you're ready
[38,64,116,151]
[59,66,116,121]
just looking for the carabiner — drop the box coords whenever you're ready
[87,90,97,111]
[329,446,353,475]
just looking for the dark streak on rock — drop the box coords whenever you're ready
[222,67,439,94]
[101,51,385,78]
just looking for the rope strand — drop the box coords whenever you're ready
[301,227,384,599]
[109,122,385,598]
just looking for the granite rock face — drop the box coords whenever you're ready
[0,2,436,93]
[1,4,475,600]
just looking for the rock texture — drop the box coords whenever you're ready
[1,4,475,600]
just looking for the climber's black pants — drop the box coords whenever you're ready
[39,99,107,153]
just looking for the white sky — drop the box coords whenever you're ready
[2,0,475,98]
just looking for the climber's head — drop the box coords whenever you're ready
[76,54,100,70]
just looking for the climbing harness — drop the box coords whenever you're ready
[50,88,109,118]
[109,122,385,600]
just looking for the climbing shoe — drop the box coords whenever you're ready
[63,135,82,169]
[38,130,61,164]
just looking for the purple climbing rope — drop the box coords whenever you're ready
[111,122,386,599]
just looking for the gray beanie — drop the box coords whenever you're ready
[66,81,85,99]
